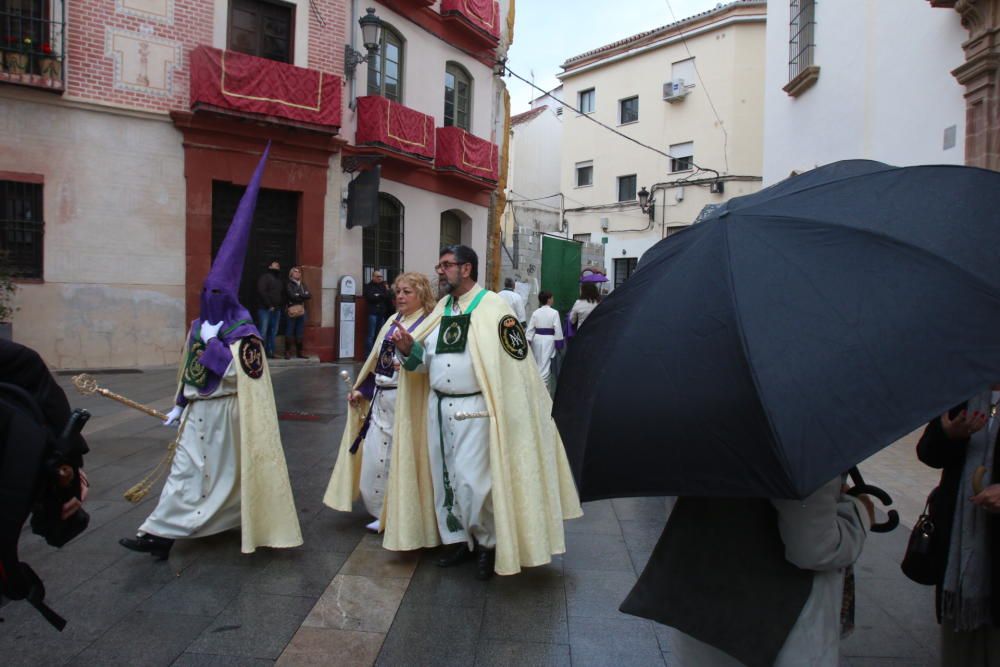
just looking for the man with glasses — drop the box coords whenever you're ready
[386,245,581,580]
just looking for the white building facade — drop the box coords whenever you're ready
[557,1,768,288]
[763,0,967,184]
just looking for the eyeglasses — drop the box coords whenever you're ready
[434,261,467,272]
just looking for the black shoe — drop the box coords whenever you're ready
[436,544,474,568]
[119,534,174,560]
[475,547,495,580]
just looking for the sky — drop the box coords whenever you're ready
[506,0,726,113]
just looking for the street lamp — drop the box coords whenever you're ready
[344,7,382,79]
[638,186,655,221]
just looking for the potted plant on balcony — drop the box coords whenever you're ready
[3,36,32,80]
[0,253,18,341]
[38,42,60,86]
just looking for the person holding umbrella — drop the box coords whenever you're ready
[916,387,1000,666]
[551,160,1000,666]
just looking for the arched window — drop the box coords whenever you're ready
[440,211,463,248]
[363,194,404,283]
[444,63,472,131]
[368,25,403,102]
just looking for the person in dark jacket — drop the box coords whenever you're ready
[284,266,311,359]
[363,271,393,355]
[256,259,284,358]
[917,385,1000,666]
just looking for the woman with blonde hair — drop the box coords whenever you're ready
[323,272,436,532]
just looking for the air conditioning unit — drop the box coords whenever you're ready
[663,78,689,103]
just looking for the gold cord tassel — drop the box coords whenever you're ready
[123,439,178,503]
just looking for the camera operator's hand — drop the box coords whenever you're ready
[163,405,183,426]
[199,320,223,342]
[59,469,89,520]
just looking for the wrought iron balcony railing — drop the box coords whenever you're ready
[0,1,66,90]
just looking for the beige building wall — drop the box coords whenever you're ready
[2,90,187,368]
[558,5,766,284]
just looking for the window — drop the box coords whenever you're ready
[0,180,44,279]
[440,211,462,247]
[617,175,637,202]
[575,161,593,187]
[578,88,595,114]
[363,194,404,284]
[619,96,638,124]
[444,63,472,131]
[368,24,403,102]
[614,257,637,289]
[228,0,293,63]
[572,233,591,243]
[670,142,694,173]
[788,0,816,81]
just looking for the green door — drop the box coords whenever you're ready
[541,236,582,316]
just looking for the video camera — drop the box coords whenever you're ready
[0,376,90,631]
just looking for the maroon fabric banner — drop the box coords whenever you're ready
[441,0,501,40]
[190,46,341,129]
[355,95,435,160]
[435,126,498,182]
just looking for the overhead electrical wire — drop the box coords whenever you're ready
[502,62,720,181]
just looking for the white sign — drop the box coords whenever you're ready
[339,301,356,359]
[339,275,357,296]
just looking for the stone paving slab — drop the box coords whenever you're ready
[0,364,948,666]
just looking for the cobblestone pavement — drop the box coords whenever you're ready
[1,364,942,666]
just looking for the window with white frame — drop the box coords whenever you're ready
[575,160,593,187]
[619,96,638,124]
[670,142,693,173]
[578,88,595,114]
[617,174,637,202]
[444,62,472,130]
[368,23,403,102]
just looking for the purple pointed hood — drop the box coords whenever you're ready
[196,142,270,342]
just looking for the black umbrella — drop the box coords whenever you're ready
[553,160,1000,501]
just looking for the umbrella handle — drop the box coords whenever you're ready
[846,467,900,534]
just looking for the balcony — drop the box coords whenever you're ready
[440,0,500,46]
[435,126,498,184]
[355,95,435,162]
[189,46,341,133]
[0,5,66,92]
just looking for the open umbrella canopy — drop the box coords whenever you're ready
[553,160,1000,500]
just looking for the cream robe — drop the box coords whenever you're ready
[404,298,495,549]
[383,285,583,575]
[324,312,426,515]
[143,338,302,553]
[673,478,871,666]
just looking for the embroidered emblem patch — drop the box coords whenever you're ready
[442,320,463,346]
[182,340,208,388]
[498,315,528,360]
[239,337,265,379]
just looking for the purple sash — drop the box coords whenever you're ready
[535,328,556,335]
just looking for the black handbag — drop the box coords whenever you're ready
[901,489,940,585]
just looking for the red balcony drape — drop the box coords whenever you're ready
[435,126,498,182]
[440,0,501,40]
[190,46,341,129]
[355,95,436,160]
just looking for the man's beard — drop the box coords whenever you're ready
[438,276,457,297]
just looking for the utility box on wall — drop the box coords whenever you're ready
[337,276,357,360]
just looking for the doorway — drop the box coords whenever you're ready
[211,181,300,311]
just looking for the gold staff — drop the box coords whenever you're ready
[71,373,176,502]
[71,374,170,421]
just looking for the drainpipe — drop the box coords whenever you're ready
[349,0,357,109]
